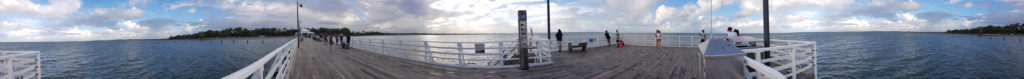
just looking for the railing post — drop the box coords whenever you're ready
[499,42,505,65]
[423,42,431,61]
[3,52,10,79]
[790,44,797,78]
[457,43,464,66]
[381,40,386,55]
[36,52,41,79]
[813,43,818,79]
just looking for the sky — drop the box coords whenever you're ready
[1,0,1022,42]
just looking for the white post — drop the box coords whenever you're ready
[813,43,818,79]
[790,44,797,78]
[423,42,431,61]
[3,52,10,79]
[499,42,505,65]
[254,68,263,79]
[36,52,40,79]
[457,43,464,66]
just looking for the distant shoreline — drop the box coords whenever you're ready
[940,33,1024,37]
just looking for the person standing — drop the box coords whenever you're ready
[604,30,611,46]
[656,30,662,48]
[699,30,707,42]
[346,33,352,49]
[726,27,736,44]
[556,29,563,52]
[616,30,622,48]
[734,29,742,44]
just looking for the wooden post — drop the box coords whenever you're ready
[518,10,529,70]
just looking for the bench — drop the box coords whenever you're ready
[567,42,587,52]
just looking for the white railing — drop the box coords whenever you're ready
[562,35,707,48]
[223,38,298,79]
[0,51,40,79]
[741,39,817,79]
[348,38,555,68]
[616,35,704,47]
[572,34,817,79]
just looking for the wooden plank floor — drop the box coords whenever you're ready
[288,38,705,79]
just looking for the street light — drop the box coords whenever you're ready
[296,1,303,47]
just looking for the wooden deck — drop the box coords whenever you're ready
[288,38,705,79]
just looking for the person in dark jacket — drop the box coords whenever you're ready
[604,30,611,46]
[556,29,563,52]
[346,34,352,49]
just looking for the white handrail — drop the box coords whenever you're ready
[0,51,41,79]
[740,38,817,79]
[223,38,298,79]
[745,57,786,79]
[348,38,555,68]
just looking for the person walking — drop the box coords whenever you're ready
[556,29,563,52]
[604,30,611,46]
[656,30,662,48]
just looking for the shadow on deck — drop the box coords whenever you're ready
[288,39,705,79]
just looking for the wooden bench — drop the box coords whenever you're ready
[567,42,587,52]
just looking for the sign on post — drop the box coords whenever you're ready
[517,10,529,70]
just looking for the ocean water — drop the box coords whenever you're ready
[358,32,1024,78]
[0,37,293,78]
[1,32,1022,78]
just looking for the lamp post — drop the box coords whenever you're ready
[762,0,772,59]
[296,1,303,47]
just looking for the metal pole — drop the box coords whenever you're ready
[547,0,551,40]
[762,0,771,59]
[763,0,770,47]
[295,1,302,47]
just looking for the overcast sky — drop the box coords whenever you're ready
[1,0,1022,42]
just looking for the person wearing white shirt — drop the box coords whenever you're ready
[726,27,736,44]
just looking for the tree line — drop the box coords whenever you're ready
[168,27,385,39]
[946,23,1023,34]
[308,27,382,35]
[168,27,298,39]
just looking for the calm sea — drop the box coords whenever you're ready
[0,37,293,78]
[0,32,1021,78]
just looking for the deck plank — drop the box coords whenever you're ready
[288,38,705,79]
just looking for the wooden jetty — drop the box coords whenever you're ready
[288,38,706,79]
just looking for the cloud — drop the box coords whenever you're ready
[0,0,82,18]
[963,2,972,8]
[67,7,146,28]
[93,7,145,19]
[949,0,961,4]
[138,18,179,28]
[127,0,152,7]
